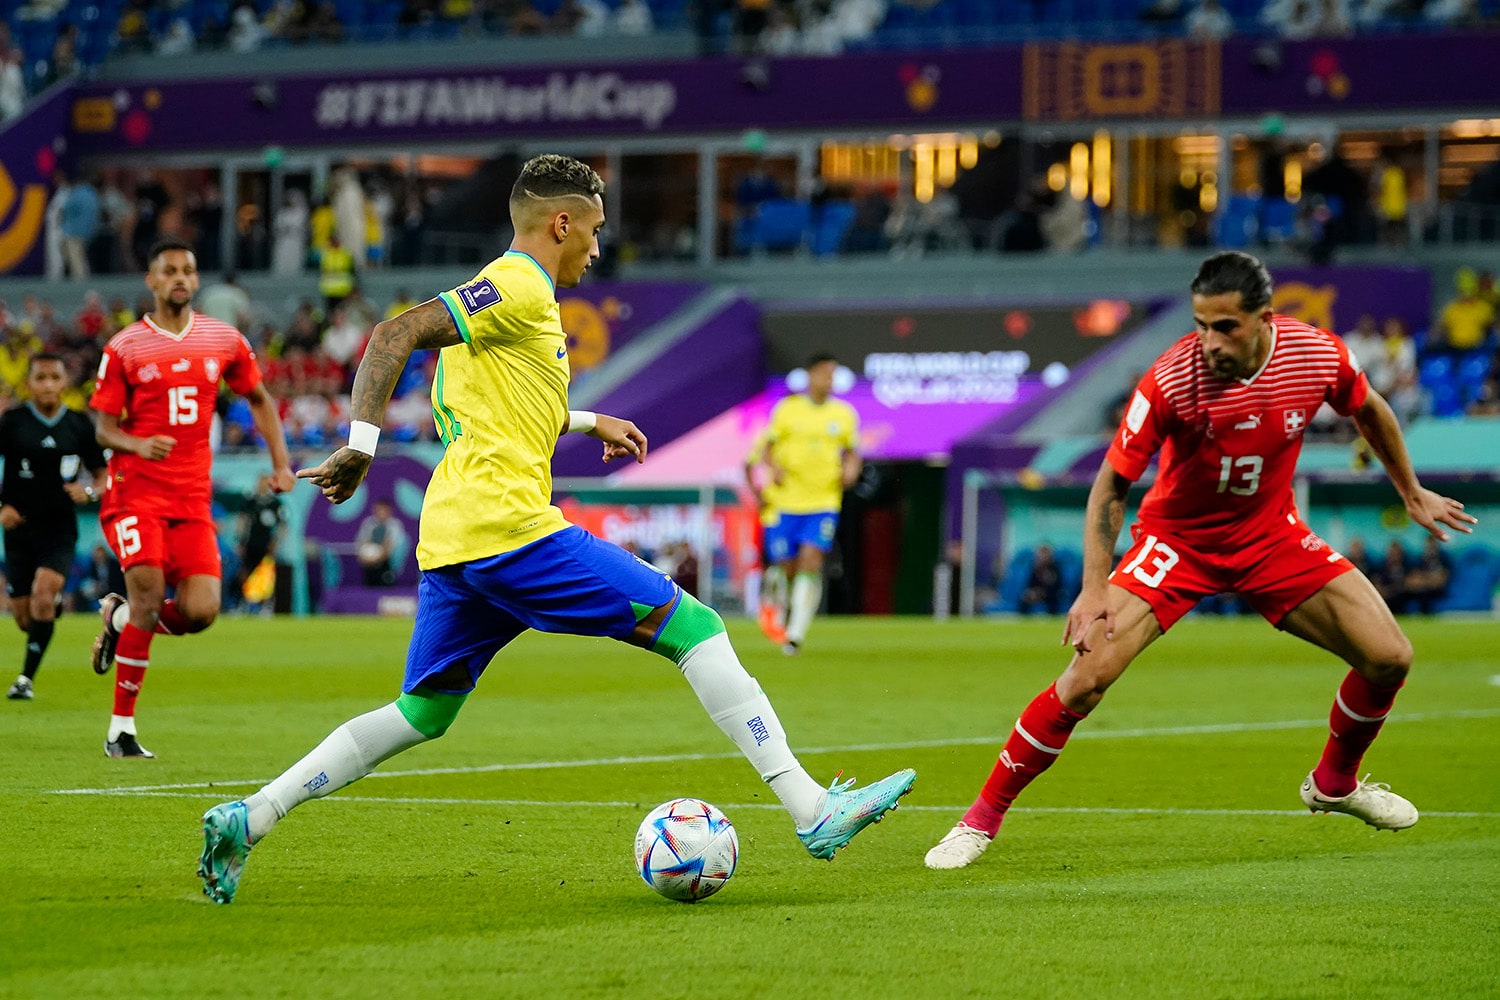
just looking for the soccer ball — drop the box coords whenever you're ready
[633,798,739,903]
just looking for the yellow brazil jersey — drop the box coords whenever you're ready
[420,251,571,569]
[746,427,783,527]
[761,394,859,514]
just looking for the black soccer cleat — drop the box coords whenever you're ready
[6,676,34,700]
[92,593,126,676]
[105,732,156,759]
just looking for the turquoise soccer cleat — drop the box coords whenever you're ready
[797,768,916,860]
[198,801,253,904]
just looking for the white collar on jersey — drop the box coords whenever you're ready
[142,310,196,341]
[1237,322,1278,386]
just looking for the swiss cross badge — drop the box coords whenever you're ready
[1283,408,1307,436]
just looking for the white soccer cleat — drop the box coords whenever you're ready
[924,822,993,870]
[1300,772,1418,831]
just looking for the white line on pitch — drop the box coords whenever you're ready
[48,706,1500,797]
[36,790,1500,819]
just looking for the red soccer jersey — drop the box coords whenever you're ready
[91,311,262,518]
[1104,314,1368,551]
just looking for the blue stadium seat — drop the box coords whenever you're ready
[810,201,857,256]
[736,199,811,254]
[1430,381,1464,417]
[1260,197,1297,241]
[1457,351,1491,401]
[1418,354,1453,389]
[1436,546,1500,612]
[1214,194,1259,249]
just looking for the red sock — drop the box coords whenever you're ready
[112,624,153,718]
[154,600,190,635]
[1312,671,1403,798]
[962,683,1088,836]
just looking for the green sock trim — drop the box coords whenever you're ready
[396,687,468,739]
[651,591,726,664]
[795,572,821,583]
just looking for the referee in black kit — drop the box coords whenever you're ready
[1,353,107,699]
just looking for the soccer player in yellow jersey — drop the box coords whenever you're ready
[746,354,862,654]
[196,156,914,904]
[746,426,789,643]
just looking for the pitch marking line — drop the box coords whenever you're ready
[33,791,1500,820]
[50,707,1500,798]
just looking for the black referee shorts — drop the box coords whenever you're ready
[4,527,78,598]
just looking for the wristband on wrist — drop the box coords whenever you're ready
[566,410,597,434]
[84,486,97,502]
[348,420,381,456]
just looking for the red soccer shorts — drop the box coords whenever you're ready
[1109,512,1354,632]
[101,511,222,584]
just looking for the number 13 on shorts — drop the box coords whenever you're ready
[1119,534,1180,588]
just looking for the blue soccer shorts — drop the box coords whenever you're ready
[763,511,838,564]
[404,525,678,694]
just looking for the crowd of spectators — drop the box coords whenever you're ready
[1094,263,1500,437]
[1345,535,1453,613]
[40,164,448,281]
[0,274,441,455]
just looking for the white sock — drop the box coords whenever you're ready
[242,703,427,841]
[108,714,136,740]
[678,633,826,828]
[785,573,822,645]
[111,602,130,632]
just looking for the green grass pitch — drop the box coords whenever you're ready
[2,614,1497,998]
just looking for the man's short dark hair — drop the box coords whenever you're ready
[1191,251,1274,313]
[147,238,196,266]
[28,351,65,373]
[807,352,839,368]
[510,154,605,204]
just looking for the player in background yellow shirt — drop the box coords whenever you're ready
[745,354,862,655]
[197,156,914,905]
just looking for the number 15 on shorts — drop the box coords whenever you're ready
[1120,534,1179,588]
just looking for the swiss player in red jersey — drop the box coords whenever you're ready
[90,239,295,758]
[926,251,1477,870]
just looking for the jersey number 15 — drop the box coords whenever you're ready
[169,386,199,426]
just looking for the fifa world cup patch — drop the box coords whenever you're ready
[457,279,503,315]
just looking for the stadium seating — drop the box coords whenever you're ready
[6,0,1486,87]
[1418,343,1498,417]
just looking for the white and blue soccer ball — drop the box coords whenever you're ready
[633,798,739,902]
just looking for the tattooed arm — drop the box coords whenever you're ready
[1062,460,1134,651]
[297,299,462,503]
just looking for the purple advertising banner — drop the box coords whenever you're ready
[1219,34,1500,115]
[1268,264,1431,338]
[558,280,703,380]
[301,454,428,611]
[0,86,75,277]
[60,34,1500,157]
[68,51,1014,155]
[554,295,764,477]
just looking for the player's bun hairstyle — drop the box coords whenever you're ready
[807,352,839,368]
[146,237,197,266]
[28,350,64,371]
[1191,251,1274,313]
[510,154,605,204]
